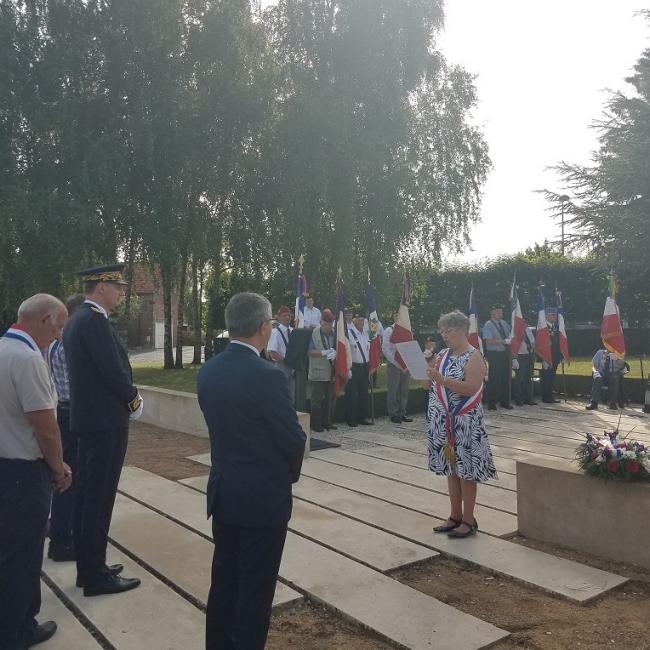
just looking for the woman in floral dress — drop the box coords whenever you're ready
[425,311,497,538]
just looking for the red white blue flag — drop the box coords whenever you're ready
[389,272,413,370]
[334,269,352,395]
[534,289,552,365]
[601,275,625,358]
[294,256,308,327]
[366,271,383,376]
[510,276,526,356]
[468,284,483,354]
[555,289,570,363]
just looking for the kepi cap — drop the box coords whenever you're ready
[78,263,128,285]
[490,303,504,311]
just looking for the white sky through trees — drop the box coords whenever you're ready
[261,1,649,262]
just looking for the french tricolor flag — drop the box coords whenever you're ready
[389,272,413,369]
[534,290,553,365]
[556,290,570,363]
[601,276,625,358]
[334,269,352,395]
[468,284,483,354]
[510,277,526,356]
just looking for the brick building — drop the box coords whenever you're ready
[127,264,179,349]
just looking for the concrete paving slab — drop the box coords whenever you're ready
[351,445,518,491]
[119,468,508,649]
[483,427,581,449]
[279,532,509,650]
[300,458,518,537]
[39,582,102,649]
[293,476,628,603]
[310,448,518,513]
[487,434,575,459]
[42,547,205,650]
[110,493,302,609]
[180,476,436,572]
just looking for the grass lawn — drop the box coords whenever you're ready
[131,355,647,393]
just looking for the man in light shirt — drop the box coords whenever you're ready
[0,294,72,650]
[382,312,413,424]
[302,295,321,329]
[345,315,373,427]
[267,305,295,399]
[481,304,513,410]
[586,349,628,410]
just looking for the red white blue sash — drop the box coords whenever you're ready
[3,325,37,351]
[434,348,483,463]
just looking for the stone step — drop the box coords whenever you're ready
[39,582,102,649]
[110,492,302,609]
[186,454,518,537]
[293,475,628,604]
[352,445,518,491]
[300,458,518,537]
[42,547,205,650]
[310,448,518,513]
[119,467,509,649]
[179,477,437,572]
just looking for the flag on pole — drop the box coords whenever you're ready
[555,289,570,363]
[468,284,483,354]
[334,269,352,395]
[534,289,552,365]
[366,271,384,376]
[510,275,526,356]
[601,275,625,358]
[294,254,307,328]
[389,271,413,370]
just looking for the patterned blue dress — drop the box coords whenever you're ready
[427,348,497,482]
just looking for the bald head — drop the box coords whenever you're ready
[17,293,68,348]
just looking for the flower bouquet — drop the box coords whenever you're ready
[576,431,650,482]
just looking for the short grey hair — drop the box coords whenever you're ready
[438,310,469,331]
[225,292,272,338]
[17,293,66,323]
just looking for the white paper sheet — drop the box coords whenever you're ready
[395,340,430,380]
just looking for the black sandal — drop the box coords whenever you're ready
[447,518,478,538]
[433,517,462,533]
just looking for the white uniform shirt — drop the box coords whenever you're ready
[267,324,292,359]
[348,325,370,364]
[382,325,399,368]
[302,306,322,329]
[517,327,536,355]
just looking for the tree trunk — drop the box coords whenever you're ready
[175,251,188,369]
[161,263,175,369]
[191,257,202,364]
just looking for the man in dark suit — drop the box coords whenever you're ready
[63,264,143,597]
[198,292,306,650]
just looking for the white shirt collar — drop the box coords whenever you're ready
[230,339,260,356]
[4,327,40,352]
[84,299,109,319]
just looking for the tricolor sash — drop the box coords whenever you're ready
[3,325,37,351]
[434,348,483,465]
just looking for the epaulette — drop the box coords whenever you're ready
[89,306,103,314]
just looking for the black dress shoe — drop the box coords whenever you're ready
[20,621,57,647]
[76,564,124,588]
[311,425,324,433]
[542,399,561,404]
[83,574,141,597]
[347,422,358,428]
[390,416,401,423]
[585,402,598,411]
[487,404,497,411]
[523,401,537,406]
[402,416,413,423]
[515,401,524,407]
[47,542,76,562]
[608,403,618,410]
[360,419,373,425]
[500,404,514,410]
[326,424,338,431]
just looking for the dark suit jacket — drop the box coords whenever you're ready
[63,302,138,434]
[197,342,307,527]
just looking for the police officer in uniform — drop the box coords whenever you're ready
[63,264,143,596]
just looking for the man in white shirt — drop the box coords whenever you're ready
[586,349,628,410]
[382,312,413,424]
[302,295,321,329]
[267,305,295,400]
[0,294,71,650]
[345,315,373,427]
[512,323,537,406]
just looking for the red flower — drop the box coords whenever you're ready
[627,461,640,474]
[607,460,620,472]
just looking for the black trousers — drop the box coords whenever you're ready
[308,381,334,429]
[486,350,510,407]
[49,406,77,550]
[0,458,51,650]
[206,518,287,650]
[591,373,623,405]
[345,363,369,425]
[540,363,559,402]
[74,428,128,587]
[512,353,535,404]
